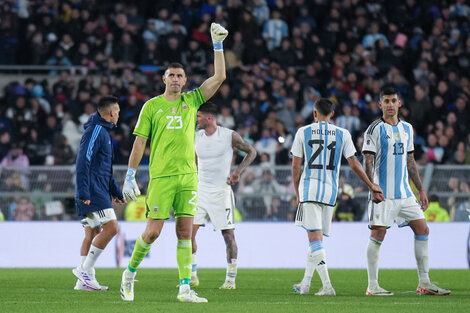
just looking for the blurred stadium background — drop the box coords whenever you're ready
[0,2,469,226]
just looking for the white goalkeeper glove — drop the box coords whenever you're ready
[210,22,228,50]
[123,168,141,201]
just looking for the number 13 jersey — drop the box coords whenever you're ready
[291,121,356,205]
[362,118,414,199]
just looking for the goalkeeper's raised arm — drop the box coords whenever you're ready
[200,22,228,101]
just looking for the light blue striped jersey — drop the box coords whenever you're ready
[291,121,356,205]
[362,119,414,199]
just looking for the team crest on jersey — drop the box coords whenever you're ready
[394,133,400,140]
[182,103,188,111]
[170,107,177,114]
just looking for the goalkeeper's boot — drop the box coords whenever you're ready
[416,282,451,296]
[177,289,208,303]
[366,285,394,296]
[73,266,101,290]
[120,269,136,301]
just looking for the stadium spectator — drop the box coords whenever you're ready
[124,195,147,221]
[424,195,450,222]
[12,197,36,221]
[262,10,288,51]
[334,184,362,222]
[1,143,29,167]
[50,134,75,165]
[254,128,277,164]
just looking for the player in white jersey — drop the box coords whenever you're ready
[291,98,384,296]
[192,101,257,290]
[362,86,451,296]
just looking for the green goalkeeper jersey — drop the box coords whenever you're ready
[133,88,206,178]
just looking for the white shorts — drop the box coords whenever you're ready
[194,186,235,231]
[295,202,334,236]
[80,208,116,229]
[368,197,425,228]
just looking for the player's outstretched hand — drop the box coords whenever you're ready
[123,168,141,201]
[210,22,228,43]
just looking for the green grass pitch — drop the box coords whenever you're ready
[1,269,468,313]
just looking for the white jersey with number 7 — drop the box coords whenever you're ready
[291,121,356,205]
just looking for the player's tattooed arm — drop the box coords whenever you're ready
[364,153,375,182]
[228,132,257,185]
[407,152,429,210]
[407,153,423,190]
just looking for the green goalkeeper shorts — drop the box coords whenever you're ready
[146,173,198,219]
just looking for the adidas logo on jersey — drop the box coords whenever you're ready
[157,109,163,114]
[386,135,391,139]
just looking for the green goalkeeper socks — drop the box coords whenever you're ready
[128,235,152,272]
[177,239,192,284]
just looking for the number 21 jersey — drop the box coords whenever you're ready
[291,121,356,205]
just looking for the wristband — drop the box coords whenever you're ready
[213,42,223,51]
[126,168,136,180]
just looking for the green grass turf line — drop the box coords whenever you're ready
[0,269,468,313]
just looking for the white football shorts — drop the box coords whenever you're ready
[295,202,334,236]
[368,197,425,228]
[194,186,235,231]
[81,208,116,229]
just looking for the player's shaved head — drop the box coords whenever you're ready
[314,98,334,116]
[198,101,218,115]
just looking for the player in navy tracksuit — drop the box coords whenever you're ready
[73,95,126,291]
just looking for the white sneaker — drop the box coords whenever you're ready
[191,274,199,287]
[177,289,208,303]
[416,282,451,296]
[293,283,310,294]
[315,286,336,296]
[120,269,136,301]
[74,280,109,291]
[366,285,394,296]
[73,266,101,290]
[219,280,236,290]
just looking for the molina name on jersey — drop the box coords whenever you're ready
[291,121,356,205]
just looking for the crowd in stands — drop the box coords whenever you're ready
[1,0,470,221]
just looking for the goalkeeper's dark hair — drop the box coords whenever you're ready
[97,95,118,114]
[314,98,334,116]
[167,62,185,71]
[198,101,218,115]
[379,86,401,100]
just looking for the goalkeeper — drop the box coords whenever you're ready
[120,23,228,303]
